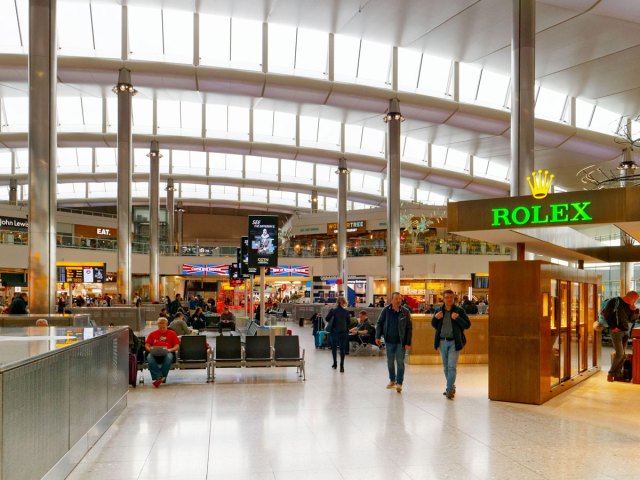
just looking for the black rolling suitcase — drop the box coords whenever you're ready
[129,353,138,387]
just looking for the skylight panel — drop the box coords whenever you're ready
[397,48,422,92]
[95,148,117,173]
[245,155,278,180]
[269,23,296,74]
[58,1,93,57]
[157,99,180,134]
[273,111,296,143]
[459,63,482,102]
[211,185,238,200]
[334,35,359,81]
[0,0,24,54]
[431,144,447,168]
[535,86,566,122]
[269,190,296,206]
[132,97,153,133]
[57,182,86,199]
[476,69,510,108]
[0,151,11,174]
[362,172,382,195]
[205,104,227,137]
[574,99,594,129]
[295,27,327,78]
[418,54,452,97]
[91,2,120,58]
[163,9,193,64]
[88,182,117,198]
[2,97,28,132]
[200,14,230,66]
[227,106,249,138]
[241,187,268,203]
[400,181,415,201]
[106,97,117,133]
[297,192,311,207]
[402,136,427,164]
[81,96,103,132]
[253,109,274,140]
[281,159,313,184]
[473,156,490,176]
[15,150,28,174]
[230,18,261,70]
[181,101,202,135]
[317,118,341,149]
[15,0,28,51]
[57,148,91,173]
[486,161,509,181]
[133,148,150,173]
[181,183,209,199]
[350,171,365,191]
[325,196,338,211]
[590,106,621,135]
[357,39,391,88]
[57,97,84,132]
[360,127,385,156]
[132,182,149,197]
[128,6,163,61]
[445,148,468,172]
[209,153,242,178]
[315,164,337,187]
[344,124,363,152]
[172,151,206,175]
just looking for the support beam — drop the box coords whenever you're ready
[384,98,403,296]
[337,157,349,296]
[148,140,161,302]
[28,0,58,314]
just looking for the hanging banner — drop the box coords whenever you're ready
[248,215,278,268]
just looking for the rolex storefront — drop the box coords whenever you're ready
[447,182,640,404]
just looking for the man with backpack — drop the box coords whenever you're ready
[602,291,639,382]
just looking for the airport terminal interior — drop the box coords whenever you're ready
[2,0,640,479]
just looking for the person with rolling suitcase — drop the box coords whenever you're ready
[311,312,325,349]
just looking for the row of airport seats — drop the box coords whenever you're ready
[213,335,306,381]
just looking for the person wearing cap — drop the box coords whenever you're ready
[145,317,181,388]
[604,290,639,382]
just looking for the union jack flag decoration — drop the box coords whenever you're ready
[205,264,230,276]
[182,264,206,276]
[289,265,310,276]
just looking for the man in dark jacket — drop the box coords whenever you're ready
[9,293,28,314]
[432,289,471,400]
[325,297,350,372]
[169,294,182,316]
[375,292,412,393]
[605,290,639,382]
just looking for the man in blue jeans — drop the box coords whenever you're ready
[432,290,471,400]
[376,292,412,393]
[605,291,639,381]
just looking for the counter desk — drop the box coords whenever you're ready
[409,314,488,365]
[0,326,129,480]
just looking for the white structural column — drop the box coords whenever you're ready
[337,157,349,295]
[28,0,58,314]
[384,99,403,297]
[176,201,184,251]
[114,68,136,304]
[148,141,161,302]
[620,145,635,293]
[166,178,175,252]
[510,0,536,197]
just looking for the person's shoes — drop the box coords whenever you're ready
[152,378,162,388]
[386,381,396,389]
[340,366,344,373]
[331,364,337,369]
[607,374,615,382]
[161,377,167,384]
[445,389,454,400]
[396,384,402,393]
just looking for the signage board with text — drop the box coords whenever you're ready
[248,215,278,268]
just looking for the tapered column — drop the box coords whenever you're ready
[384,99,403,296]
[113,68,136,304]
[336,158,349,296]
[148,141,161,302]
[510,0,536,196]
[9,179,17,205]
[166,178,175,252]
[176,201,184,251]
[28,0,58,314]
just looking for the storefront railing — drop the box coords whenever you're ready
[0,230,510,257]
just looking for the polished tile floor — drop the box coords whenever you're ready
[68,326,640,480]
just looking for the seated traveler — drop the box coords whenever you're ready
[168,312,192,336]
[219,306,236,333]
[348,311,373,344]
[145,318,181,388]
[189,307,206,330]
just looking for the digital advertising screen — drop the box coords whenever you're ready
[248,215,278,268]
[229,263,243,286]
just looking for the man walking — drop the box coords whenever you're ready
[375,292,412,393]
[432,290,471,399]
[604,290,639,382]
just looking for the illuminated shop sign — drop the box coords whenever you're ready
[327,220,366,234]
[491,202,592,227]
[181,264,309,277]
[248,215,278,268]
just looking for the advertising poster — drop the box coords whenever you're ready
[229,263,243,286]
[241,236,258,277]
[248,215,278,268]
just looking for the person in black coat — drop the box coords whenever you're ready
[325,297,350,372]
[9,293,28,314]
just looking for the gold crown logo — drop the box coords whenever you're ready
[527,170,554,199]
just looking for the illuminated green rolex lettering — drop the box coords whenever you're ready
[490,201,593,227]
[530,205,549,224]
[491,208,511,227]
[550,203,569,222]
[570,201,592,221]
[511,206,530,225]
